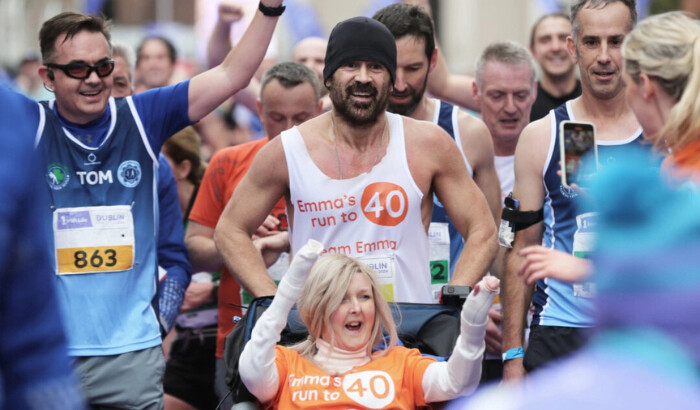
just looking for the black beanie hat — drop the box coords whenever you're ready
[323,16,397,85]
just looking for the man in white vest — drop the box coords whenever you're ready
[214,16,497,304]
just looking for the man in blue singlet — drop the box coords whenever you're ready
[372,4,503,374]
[11,3,285,408]
[502,0,647,380]
[373,3,501,292]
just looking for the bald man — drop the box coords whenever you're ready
[293,37,326,80]
[293,36,328,97]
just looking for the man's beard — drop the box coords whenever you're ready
[387,72,428,116]
[329,78,391,127]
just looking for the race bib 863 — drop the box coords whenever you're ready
[53,205,135,275]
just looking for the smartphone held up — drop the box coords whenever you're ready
[559,120,598,189]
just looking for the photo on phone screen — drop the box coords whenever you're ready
[559,120,598,189]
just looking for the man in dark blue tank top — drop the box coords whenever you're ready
[501,0,651,381]
[373,3,504,378]
[374,2,501,290]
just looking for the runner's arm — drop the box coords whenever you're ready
[501,122,547,381]
[427,46,479,112]
[185,221,223,273]
[458,115,501,223]
[214,138,288,297]
[431,127,497,287]
[422,277,499,401]
[188,0,282,122]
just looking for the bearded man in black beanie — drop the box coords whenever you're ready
[215,16,497,306]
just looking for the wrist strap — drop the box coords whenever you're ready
[502,347,525,362]
[258,2,285,16]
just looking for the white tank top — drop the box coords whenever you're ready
[494,154,515,201]
[281,112,431,303]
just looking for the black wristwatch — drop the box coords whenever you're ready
[258,2,285,17]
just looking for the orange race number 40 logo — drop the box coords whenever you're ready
[361,183,409,227]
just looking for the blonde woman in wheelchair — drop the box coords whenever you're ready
[238,240,499,409]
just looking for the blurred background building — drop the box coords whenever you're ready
[0,0,696,88]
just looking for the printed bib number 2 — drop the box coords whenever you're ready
[430,260,448,284]
[429,222,450,302]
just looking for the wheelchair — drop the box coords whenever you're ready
[222,296,462,409]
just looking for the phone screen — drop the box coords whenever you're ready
[560,121,597,188]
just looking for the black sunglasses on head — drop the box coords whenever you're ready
[46,59,115,80]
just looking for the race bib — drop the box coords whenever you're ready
[53,205,134,275]
[572,212,597,298]
[428,222,450,303]
[357,253,396,302]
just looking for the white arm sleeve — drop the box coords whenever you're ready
[238,240,323,403]
[422,277,499,402]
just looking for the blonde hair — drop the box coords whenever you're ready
[623,11,700,151]
[292,254,398,359]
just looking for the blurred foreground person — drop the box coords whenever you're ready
[455,150,700,409]
[0,86,85,409]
